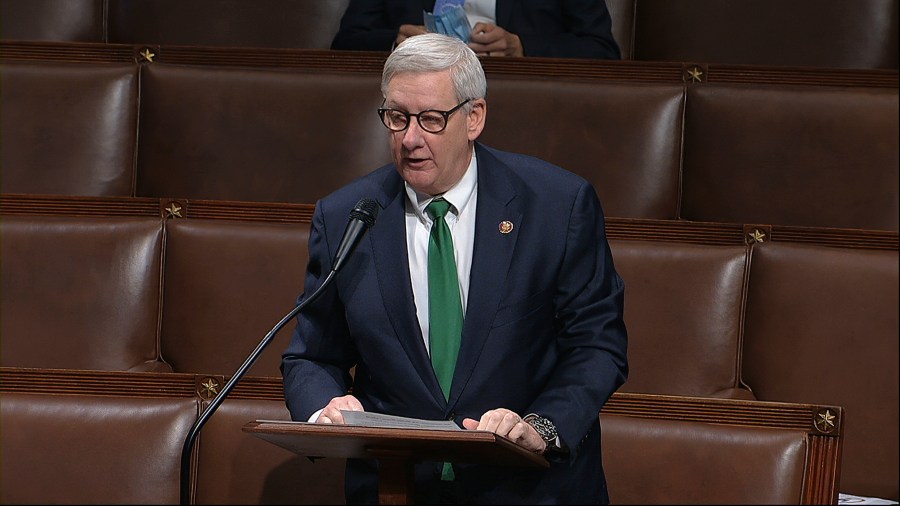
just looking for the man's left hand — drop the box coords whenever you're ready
[462,408,546,453]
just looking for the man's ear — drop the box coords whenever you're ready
[467,99,487,141]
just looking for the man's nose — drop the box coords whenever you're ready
[400,120,425,148]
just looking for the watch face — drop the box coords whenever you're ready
[526,415,557,441]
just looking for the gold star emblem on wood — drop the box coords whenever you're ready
[815,409,836,433]
[165,202,183,219]
[199,377,220,400]
[140,48,156,62]
[747,229,767,243]
[687,67,704,83]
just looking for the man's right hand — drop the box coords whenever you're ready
[315,394,364,424]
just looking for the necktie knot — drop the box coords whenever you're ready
[426,198,452,221]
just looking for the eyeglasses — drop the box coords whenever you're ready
[377,99,470,134]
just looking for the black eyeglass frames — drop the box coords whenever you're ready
[377,99,470,133]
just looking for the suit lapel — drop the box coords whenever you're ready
[372,170,448,404]
[448,144,521,409]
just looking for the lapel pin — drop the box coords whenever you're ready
[499,221,514,234]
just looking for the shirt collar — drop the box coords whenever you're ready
[405,148,478,223]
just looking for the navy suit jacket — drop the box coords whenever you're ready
[331,0,621,60]
[282,143,628,504]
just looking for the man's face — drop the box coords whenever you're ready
[384,70,485,196]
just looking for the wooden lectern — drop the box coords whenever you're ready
[243,421,548,505]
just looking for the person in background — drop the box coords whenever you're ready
[331,0,621,60]
[282,33,628,504]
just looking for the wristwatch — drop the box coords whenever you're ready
[522,412,571,459]
[523,413,558,443]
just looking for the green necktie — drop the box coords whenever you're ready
[426,198,463,482]
[426,198,463,401]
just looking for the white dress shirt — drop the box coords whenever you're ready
[464,0,497,26]
[405,150,478,355]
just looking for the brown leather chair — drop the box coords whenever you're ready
[0,60,139,197]
[107,0,350,49]
[159,218,310,377]
[0,392,198,504]
[610,239,754,399]
[603,415,808,503]
[632,0,899,69]
[680,84,899,231]
[135,64,389,204]
[0,0,105,42]
[481,79,684,220]
[0,215,168,372]
[195,398,345,504]
[741,241,899,501]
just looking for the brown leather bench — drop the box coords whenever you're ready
[0,390,198,504]
[160,215,311,377]
[0,60,139,197]
[610,238,753,399]
[481,78,684,220]
[2,42,898,232]
[0,212,167,372]
[4,0,897,70]
[632,0,899,69]
[601,393,843,504]
[106,0,351,50]
[741,239,899,500]
[681,83,899,231]
[0,368,843,505]
[135,64,389,204]
[0,0,106,43]
[2,191,897,501]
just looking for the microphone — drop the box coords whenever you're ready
[331,198,380,274]
[179,197,379,505]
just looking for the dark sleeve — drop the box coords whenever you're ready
[281,201,358,422]
[512,0,621,59]
[331,0,428,51]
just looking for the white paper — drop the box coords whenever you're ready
[340,410,462,431]
[839,493,899,505]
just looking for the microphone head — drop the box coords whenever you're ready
[350,198,380,228]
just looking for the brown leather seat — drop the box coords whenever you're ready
[0,0,105,42]
[681,84,899,231]
[633,0,899,69]
[0,215,167,372]
[135,64,389,204]
[610,239,753,399]
[159,218,310,377]
[196,398,345,504]
[106,0,350,49]
[602,414,807,504]
[741,241,899,500]
[0,392,197,504]
[0,61,139,197]
[481,79,684,220]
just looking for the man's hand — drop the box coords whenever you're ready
[462,408,546,453]
[396,24,428,46]
[468,23,524,57]
[315,394,364,424]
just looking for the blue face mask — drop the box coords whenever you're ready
[423,2,471,43]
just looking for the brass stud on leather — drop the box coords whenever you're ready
[686,66,704,83]
[814,408,837,434]
[747,229,767,243]
[139,48,156,62]
[198,377,220,400]
[165,202,183,219]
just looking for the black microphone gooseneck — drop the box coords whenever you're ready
[178,198,379,505]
